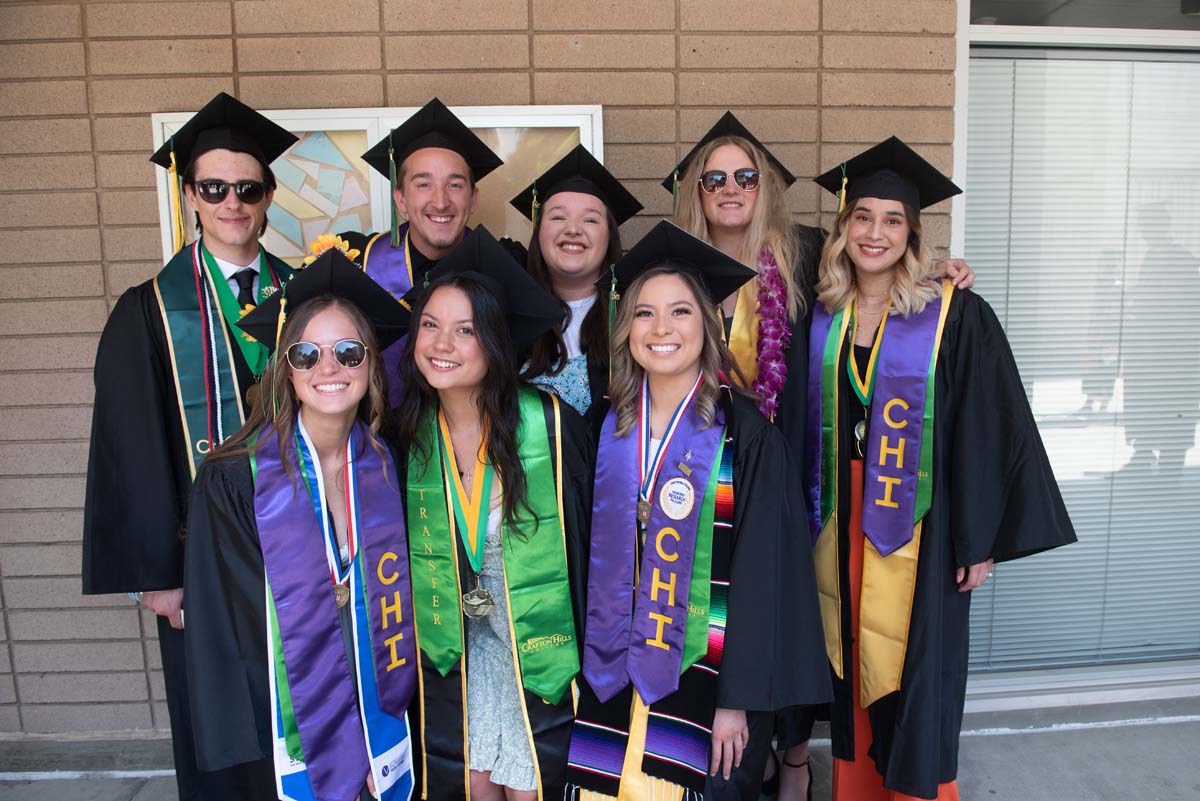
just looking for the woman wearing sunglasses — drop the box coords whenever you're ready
[564,222,829,801]
[183,249,419,801]
[510,144,643,419]
[807,140,1074,801]
[668,114,975,801]
[394,228,594,801]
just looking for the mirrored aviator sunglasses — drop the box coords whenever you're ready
[285,339,369,371]
[192,179,267,204]
[699,168,761,194]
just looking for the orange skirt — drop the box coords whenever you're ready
[831,460,959,801]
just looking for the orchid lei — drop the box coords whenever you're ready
[752,247,791,419]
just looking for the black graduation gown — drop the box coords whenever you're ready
[399,389,594,801]
[81,270,269,801]
[826,290,1077,798]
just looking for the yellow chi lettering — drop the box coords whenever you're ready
[377,551,399,585]
[883,398,909,429]
[380,590,404,630]
[645,612,672,651]
[384,632,407,671]
[878,435,906,470]
[875,475,902,508]
[655,527,680,563]
[649,567,677,607]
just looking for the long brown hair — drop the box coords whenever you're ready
[672,135,806,320]
[210,296,393,484]
[815,202,939,315]
[521,201,624,379]
[607,264,749,437]
[393,274,535,533]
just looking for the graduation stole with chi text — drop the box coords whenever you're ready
[405,387,579,704]
[582,373,727,707]
[153,239,291,477]
[253,419,417,801]
[805,278,953,706]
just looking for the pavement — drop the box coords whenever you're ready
[0,697,1197,800]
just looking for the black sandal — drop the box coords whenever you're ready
[782,757,812,801]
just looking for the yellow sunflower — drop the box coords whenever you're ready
[303,233,362,266]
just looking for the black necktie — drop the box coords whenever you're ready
[233,268,257,308]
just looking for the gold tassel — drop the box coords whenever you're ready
[530,186,539,227]
[168,143,186,252]
[838,163,848,213]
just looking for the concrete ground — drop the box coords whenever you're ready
[1,697,1197,800]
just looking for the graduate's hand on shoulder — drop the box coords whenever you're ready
[141,588,185,629]
[710,707,748,780]
[937,257,976,290]
[956,559,994,593]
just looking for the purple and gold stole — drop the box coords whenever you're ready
[805,280,954,705]
[254,419,417,801]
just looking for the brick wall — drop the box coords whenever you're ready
[0,0,958,736]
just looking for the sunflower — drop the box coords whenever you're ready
[303,233,362,266]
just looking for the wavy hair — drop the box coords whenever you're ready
[607,264,749,437]
[210,295,393,486]
[521,201,624,380]
[393,274,534,533]
[672,135,806,320]
[815,202,939,316]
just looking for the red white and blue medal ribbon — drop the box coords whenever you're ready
[637,371,704,523]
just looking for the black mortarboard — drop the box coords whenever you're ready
[360,98,503,183]
[405,226,564,355]
[660,110,797,194]
[509,144,643,226]
[238,248,410,353]
[602,220,755,304]
[813,136,961,212]
[149,92,297,171]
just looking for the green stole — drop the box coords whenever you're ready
[406,388,580,703]
[153,239,294,477]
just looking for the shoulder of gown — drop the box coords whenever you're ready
[938,289,1078,566]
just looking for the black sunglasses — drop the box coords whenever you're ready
[699,168,761,194]
[285,339,368,371]
[190,179,268,205]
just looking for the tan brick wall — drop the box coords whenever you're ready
[0,0,958,736]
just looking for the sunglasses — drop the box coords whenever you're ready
[285,339,368,371]
[699,168,761,194]
[190,179,268,205]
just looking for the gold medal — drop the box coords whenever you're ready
[245,382,261,411]
[334,583,350,608]
[854,419,867,445]
[637,500,651,524]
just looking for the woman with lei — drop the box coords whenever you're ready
[564,222,830,801]
[184,249,418,801]
[511,144,643,419]
[668,113,976,800]
[394,227,595,800]
[807,138,1075,800]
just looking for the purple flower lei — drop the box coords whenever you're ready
[752,247,791,419]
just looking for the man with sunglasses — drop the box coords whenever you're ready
[82,92,297,801]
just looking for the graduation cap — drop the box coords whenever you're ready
[406,226,564,356]
[813,136,961,213]
[361,98,504,248]
[660,111,797,202]
[601,220,755,306]
[150,92,298,253]
[237,248,410,354]
[509,144,642,226]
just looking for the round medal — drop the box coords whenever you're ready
[854,419,867,444]
[245,382,262,411]
[334,583,350,608]
[659,476,696,521]
[462,586,495,619]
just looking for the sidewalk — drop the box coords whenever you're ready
[1,697,1197,800]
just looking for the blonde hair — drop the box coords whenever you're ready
[815,202,939,316]
[672,135,805,320]
[607,265,747,437]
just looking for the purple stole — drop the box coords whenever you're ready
[806,291,945,556]
[361,227,414,409]
[583,401,725,705]
[254,421,417,801]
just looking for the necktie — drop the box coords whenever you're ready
[233,268,257,308]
